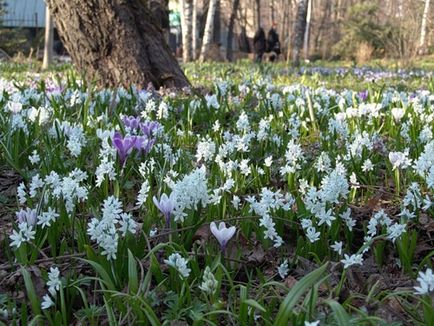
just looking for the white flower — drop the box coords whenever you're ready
[341,254,364,269]
[414,268,434,295]
[29,150,40,165]
[278,259,289,279]
[210,222,236,251]
[232,195,241,209]
[362,159,374,172]
[386,223,406,243]
[164,253,191,278]
[37,207,59,228]
[264,156,273,167]
[17,182,27,204]
[389,150,412,170]
[199,266,218,295]
[41,294,55,310]
[331,241,343,255]
[306,226,320,243]
[391,107,405,122]
[47,267,61,295]
[136,180,150,207]
[305,321,320,326]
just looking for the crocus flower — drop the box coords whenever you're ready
[16,208,37,226]
[112,132,137,166]
[153,193,176,227]
[135,136,155,153]
[122,116,141,130]
[210,222,236,252]
[358,90,368,102]
[140,121,160,138]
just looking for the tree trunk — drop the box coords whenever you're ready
[303,0,311,60]
[192,0,199,60]
[199,0,218,62]
[180,0,193,62]
[45,0,189,89]
[226,0,240,61]
[291,0,308,67]
[42,5,54,70]
[418,0,431,54]
[255,0,261,29]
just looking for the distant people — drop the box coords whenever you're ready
[253,27,266,63]
[267,23,281,62]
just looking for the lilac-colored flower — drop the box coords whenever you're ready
[16,208,37,226]
[122,116,141,130]
[153,193,176,227]
[358,90,368,102]
[135,136,155,153]
[140,121,160,138]
[112,132,137,166]
[210,222,236,252]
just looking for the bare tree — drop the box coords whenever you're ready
[45,0,189,89]
[192,0,199,60]
[418,0,431,54]
[303,0,311,59]
[180,0,193,62]
[226,0,240,61]
[199,0,219,62]
[291,0,308,66]
[42,5,54,70]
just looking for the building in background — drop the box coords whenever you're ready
[2,0,46,28]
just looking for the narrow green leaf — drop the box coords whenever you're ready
[21,267,41,316]
[325,300,351,326]
[128,249,138,294]
[243,299,267,313]
[274,263,328,326]
[79,258,116,291]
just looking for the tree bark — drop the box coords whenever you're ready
[418,0,431,54]
[226,0,240,61]
[199,0,218,62]
[180,0,193,62]
[45,0,189,89]
[192,0,199,60]
[42,5,54,70]
[291,0,308,66]
[303,0,311,60]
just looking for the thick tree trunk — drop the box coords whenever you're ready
[199,0,218,62]
[291,0,308,67]
[418,0,431,54]
[42,6,54,70]
[226,0,240,61]
[180,0,193,62]
[45,0,189,89]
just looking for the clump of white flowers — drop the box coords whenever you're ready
[41,266,62,310]
[199,266,218,295]
[170,167,210,222]
[414,268,434,295]
[87,196,137,260]
[164,253,191,278]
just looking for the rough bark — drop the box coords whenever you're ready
[42,6,54,70]
[199,0,218,62]
[226,0,240,61]
[45,0,189,89]
[291,0,308,67]
[180,0,193,62]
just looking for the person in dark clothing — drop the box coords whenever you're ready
[253,27,266,63]
[267,23,281,62]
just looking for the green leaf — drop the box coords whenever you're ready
[80,258,116,291]
[243,299,267,313]
[128,249,139,294]
[274,263,328,326]
[21,267,41,316]
[325,300,351,326]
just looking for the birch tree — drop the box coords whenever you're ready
[418,0,431,54]
[199,0,218,62]
[180,0,193,62]
[42,5,54,70]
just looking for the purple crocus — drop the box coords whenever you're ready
[122,116,141,130]
[140,121,160,138]
[153,193,176,227]
[16,208,37,226]
[135,136,155,154]
[358,90,368,102]
[112,132,137,166]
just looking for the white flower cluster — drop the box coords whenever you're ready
[87,196,137,260]
[199,266,218,294]
[95,129,117,187]
[41,266,62,310]
[169,167,210,222]
[196,136,216,163]
[280,140,304,176]
[247,187,294,247]
[164,252,191,278]
[414,268,434,295]
[50,120,87,157]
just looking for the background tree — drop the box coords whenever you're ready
[45,0,189,89]
[199,0,219,62]
[291,0,309,66]
[42,5,54,70]
[180,0,193,62]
